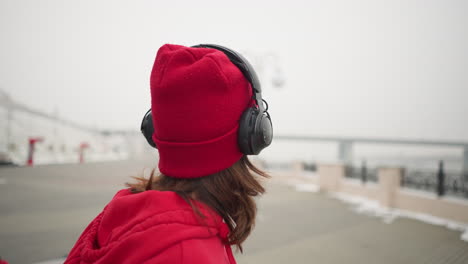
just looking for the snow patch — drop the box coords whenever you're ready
[295,183,320,193]
[343,178,377,188]
[331,192,468,242]
[301,171,318,178]
[33,258,66,264]
[281,177,320,193]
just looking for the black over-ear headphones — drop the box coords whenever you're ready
[140,44,273,155]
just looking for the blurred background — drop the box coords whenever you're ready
[1,0,467,263]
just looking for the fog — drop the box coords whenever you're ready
[1,0,467,140]
[2,2,468,263]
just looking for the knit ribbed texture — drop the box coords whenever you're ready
[150,44,253,178]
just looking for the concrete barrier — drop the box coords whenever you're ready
[314,164,468,223]
[339,178,378,200]
[378,167,403,207]
[396,189,468,223]
[318,164,344,192]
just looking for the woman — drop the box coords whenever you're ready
[65,43,273,264]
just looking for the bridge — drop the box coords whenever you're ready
[2,88,468,175]
[274,134,468,176]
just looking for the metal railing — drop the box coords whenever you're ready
[345,166,378,183]
[402,165,468,198]
[344,160,468,199]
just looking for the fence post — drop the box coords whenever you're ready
[463,147,468,197]
[361,160,367,184]
[318,164,345,192]
[378,167,403,207]
[437,160,445,197]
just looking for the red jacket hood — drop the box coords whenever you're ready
[65,189,235,264]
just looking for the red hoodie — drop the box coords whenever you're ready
[65,189,236,264]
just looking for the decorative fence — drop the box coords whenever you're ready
[402,168,467,198]
[345,165,378,183]
[344,161,468,199]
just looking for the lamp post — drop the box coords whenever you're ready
[242,51,286,90]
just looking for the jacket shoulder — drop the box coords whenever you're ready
[143,237,231,264]
[97,189,223,246]
[65,189,233,263]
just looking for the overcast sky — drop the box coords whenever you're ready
[1,0,467,141]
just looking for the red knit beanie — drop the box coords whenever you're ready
[150,44,254,178]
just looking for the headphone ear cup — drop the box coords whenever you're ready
[141,110,158,149]
[252,113,273,154]
[238,107,258,155]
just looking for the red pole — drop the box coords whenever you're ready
[27,137,44,166]
[27,139,34,166]
[79,150,84,164]
[79,142,90,164]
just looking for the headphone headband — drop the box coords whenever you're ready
[141,43,272,156]
[191,44,265,112]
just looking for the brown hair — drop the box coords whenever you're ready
[126,156,269,251]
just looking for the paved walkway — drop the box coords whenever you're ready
[1,161,467,263]
[236,181,468,264]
